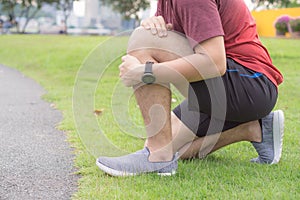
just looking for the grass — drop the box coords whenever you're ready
[0,35,299,199]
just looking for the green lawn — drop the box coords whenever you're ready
[0,35,299,199]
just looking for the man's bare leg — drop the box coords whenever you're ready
[127,28,193,162]
[134,83,173,162]
[171,113,262,159]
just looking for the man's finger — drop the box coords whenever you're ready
[156,16,167,37]
[141,20,151,29]
[166,23,173,31]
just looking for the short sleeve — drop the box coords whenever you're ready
[173,0,224,48]
[155,0,162,16]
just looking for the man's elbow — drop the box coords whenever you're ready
[215,56,227,76]
[218,63,226,76]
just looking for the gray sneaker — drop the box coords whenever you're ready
[96,147,178,176]
[251,110,284,164]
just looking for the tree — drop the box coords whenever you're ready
[101,0,150,27]
[55,0,77,34]
[252,0,299,10]
[0,0,18,31]
[0,0,59,33]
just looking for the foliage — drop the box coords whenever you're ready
[54,0,78,34]
[274,15,291,34]
[252,0,300,10]
[0,0,77,33]
[287,0,300,7]
[101,0,150,21]
[0,0,59,33]
[289,17,300,32]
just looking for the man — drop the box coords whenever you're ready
[96,0,284,176]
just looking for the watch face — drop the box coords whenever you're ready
[142,74,156,84]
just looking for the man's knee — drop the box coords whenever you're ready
[127,27,155,52]
[127,27,193,57]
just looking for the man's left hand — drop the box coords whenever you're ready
[119,55,143,87]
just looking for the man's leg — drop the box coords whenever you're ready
[96,28,197,176]
[170,112,262,159]
[134,83,173,162]
[173,109,285,165]
[127,28,194,162]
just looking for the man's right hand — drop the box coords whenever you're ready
[140,16,173,38]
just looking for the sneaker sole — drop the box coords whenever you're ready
[96,159,136,177]
[157,170,176,176]
[271,110,284,164]
[96,159,177,177]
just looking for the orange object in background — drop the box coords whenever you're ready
[251,7,300,37]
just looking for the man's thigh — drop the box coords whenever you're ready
[173,99,241,137]
[127,27,194,62]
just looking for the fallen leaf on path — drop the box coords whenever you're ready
[94,109,104,116]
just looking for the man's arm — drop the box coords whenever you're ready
[120,29,226,88]
[153,36,226,83]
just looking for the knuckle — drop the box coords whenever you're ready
[157,16,165,23]
[141,20,148,26]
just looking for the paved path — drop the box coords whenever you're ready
[0,65,78,200]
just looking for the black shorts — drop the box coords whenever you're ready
[173,58,278,137]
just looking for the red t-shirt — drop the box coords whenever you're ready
[156,0,283,86]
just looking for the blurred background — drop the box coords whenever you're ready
[0,0,299,36]
[0,0,158,35]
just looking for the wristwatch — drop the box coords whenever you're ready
[141,61,156,84]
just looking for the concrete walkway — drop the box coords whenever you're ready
[0,65,78,200]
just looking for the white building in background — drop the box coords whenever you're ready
[83,0,99,27]
[70,0,122,31]
[65,0,160,33]
[71,0,99,28]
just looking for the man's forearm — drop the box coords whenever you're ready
[153,53,225,84]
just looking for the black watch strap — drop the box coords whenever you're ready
[145,61,154,74]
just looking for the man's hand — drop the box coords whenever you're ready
[141,16,173,37]
[119,55,144,87]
